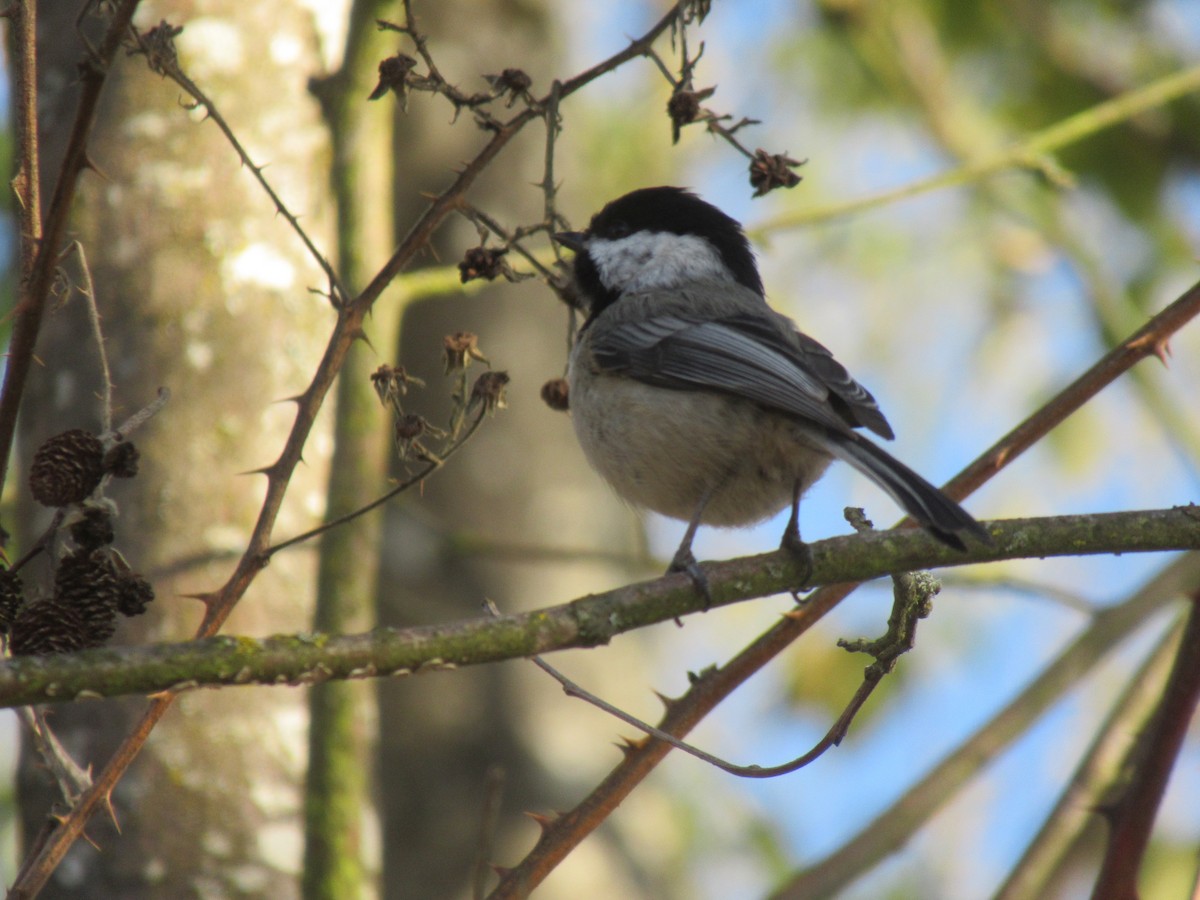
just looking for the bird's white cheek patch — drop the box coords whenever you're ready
[588,232,731,293]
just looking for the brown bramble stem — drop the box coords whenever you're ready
[1090,587,1200,899]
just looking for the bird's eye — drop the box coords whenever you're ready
[607,222,631,239]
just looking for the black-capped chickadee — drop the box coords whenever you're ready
[555,186,986,593]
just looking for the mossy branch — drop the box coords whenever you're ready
[0,508,1196,709]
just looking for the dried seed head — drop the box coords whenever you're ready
[749,148,805,196]
[0,569,25,634]
[371,364,425,411]
[666,86,715,143]
[443,332,489,373]
[485,68,532,106]
[469,371,511,415]
[69,506,116,551]
[540,378,570,412]
[369,53,418,104]
[55,551,122,648]
[29,429,105,507]
[103,440,140,478]
[9,599,87,656]
[117,573,155,618]
[458,246,510,283]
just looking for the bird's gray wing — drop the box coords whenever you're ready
[588,310,895,439]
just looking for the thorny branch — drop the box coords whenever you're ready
[128,21,350,308]
[4,3,723,894]
[522,557,944,779]
[0,0,141,510]
[1090,588,1200,898]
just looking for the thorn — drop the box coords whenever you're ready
[614,736,641,757]
[80,827,102,851]
[1153,336,1172,365]
[491,864,512,878]
[79,153,110,182]
[652,690,676,709]
[1091,798,1120,823]
[525,810,555,830]
[102,786,120,832]
[239,465,276,477]
[781,608,806,620]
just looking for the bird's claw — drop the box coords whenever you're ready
[779,526,814,592]
[668,547,713,610]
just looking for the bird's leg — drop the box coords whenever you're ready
[780,479,814,590]
[668,488,717,609]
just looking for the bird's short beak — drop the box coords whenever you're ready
[553,231,585,252]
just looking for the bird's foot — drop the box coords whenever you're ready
[779,523,814,594]
[668,547,713,611]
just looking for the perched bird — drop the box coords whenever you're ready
[555,186,986,594]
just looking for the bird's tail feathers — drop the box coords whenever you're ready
[824,431,988,550]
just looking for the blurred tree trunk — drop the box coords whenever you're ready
[373,3,651,898]
[16,2,334,895]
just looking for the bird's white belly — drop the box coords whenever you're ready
[568,371,831,526]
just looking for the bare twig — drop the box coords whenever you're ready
[17,707,93,805]
[525,568,941,778]
[0,0,142,505]
[128,22,350,308]
[266,406,487,557]
[106,387,170,445]
[472,764,506,900]
[65,242,115,432]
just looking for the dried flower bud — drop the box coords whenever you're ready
[458,246,510,283]
[0,569,25,634]
[469,371,510,415]
[69,506,116,551]
[667,86,715,144]
[541,378,570,412]
[29,429,105,507]
[117,573,155,618]
[9,599,87,656]
[443,332,489,373]
[749,148,805,196]
[103,440,140,478]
